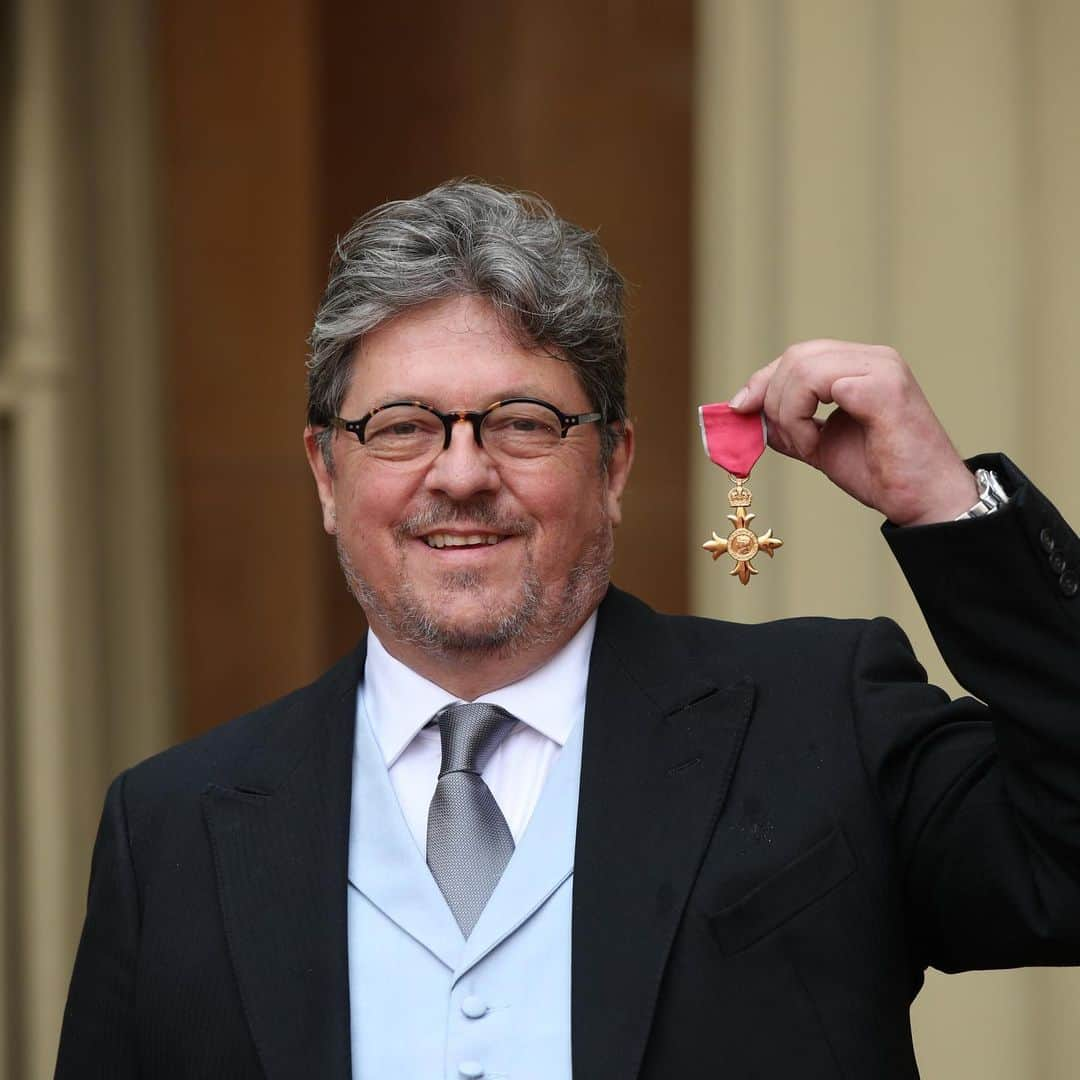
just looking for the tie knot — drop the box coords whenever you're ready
[434,701,517,778]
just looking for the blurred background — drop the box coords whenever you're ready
[2,0,1078,1075]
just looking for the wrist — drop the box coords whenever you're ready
[893,466,980,527]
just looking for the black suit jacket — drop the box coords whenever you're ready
[56,455,1080,1079]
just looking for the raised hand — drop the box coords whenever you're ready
[729,340,978,527]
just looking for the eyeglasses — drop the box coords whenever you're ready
[325,397,605,466]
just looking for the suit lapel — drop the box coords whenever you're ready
[572,590,754,1080]
[202,647,363,1080]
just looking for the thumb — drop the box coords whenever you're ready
[730,357,781,412]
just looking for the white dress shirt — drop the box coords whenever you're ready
[361,612,597,850]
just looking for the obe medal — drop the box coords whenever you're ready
[699,403,784,586]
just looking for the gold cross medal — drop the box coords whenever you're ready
[698,403,784,586]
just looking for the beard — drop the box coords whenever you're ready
[335,497,613,659]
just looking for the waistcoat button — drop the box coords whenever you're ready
[462,995,489,1019]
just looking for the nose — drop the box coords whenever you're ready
[423,417,501,500]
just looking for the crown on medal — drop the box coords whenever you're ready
[727,481,752,507]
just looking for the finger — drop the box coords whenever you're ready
[771,343,876,424]
[761,376,812,461]
[762,359,816,460]
[729,356,781,412]
[759,342,874,462]
[760,371,801,460]
[778,391,823,461]
[760,351,817,460]
[775,363,837,461]
[829,362,913,426]
[764,422,802,461]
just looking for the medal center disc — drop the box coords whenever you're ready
[728,527,759,561]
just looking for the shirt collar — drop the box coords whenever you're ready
[362,612,597,768]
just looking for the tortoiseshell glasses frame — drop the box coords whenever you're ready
[324,396,605,462]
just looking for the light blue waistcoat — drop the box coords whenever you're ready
[348,695,583,1079]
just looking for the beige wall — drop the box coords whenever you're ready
[694,1,1080,1075]
[1,1,173,1075]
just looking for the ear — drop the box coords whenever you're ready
[304,426,337,535]
[604,421,635,526]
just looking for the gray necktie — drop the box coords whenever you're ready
[426,702,517,937]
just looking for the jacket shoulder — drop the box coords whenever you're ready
[601,584,883,660]
[596,585,901,709]
[119,645,363,812]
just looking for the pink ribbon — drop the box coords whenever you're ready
[698,403,768,477]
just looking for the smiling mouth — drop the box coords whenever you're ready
[421,533,505,549]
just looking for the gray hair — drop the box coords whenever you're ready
[307,179,629,468]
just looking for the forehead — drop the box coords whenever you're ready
[343,295,588,410]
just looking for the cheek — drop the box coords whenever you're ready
[335,473,410,545]
[521,476,608,563]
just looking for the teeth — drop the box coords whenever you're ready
[423,533,502,549]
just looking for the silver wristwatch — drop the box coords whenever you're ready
[955,468,1009,520]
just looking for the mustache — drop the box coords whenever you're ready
[395,500,533,540]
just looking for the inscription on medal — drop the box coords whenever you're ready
[727,528,758,561]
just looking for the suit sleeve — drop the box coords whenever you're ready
[855,453,1080,973]
[55,772,141,1078]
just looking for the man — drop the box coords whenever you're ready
[57,181,1080,1078]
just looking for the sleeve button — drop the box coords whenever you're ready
[1060,570,1079,598]
[1040,528,1056,553]
[1050,550,1067,575]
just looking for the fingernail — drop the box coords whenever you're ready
[730,387,749,409]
